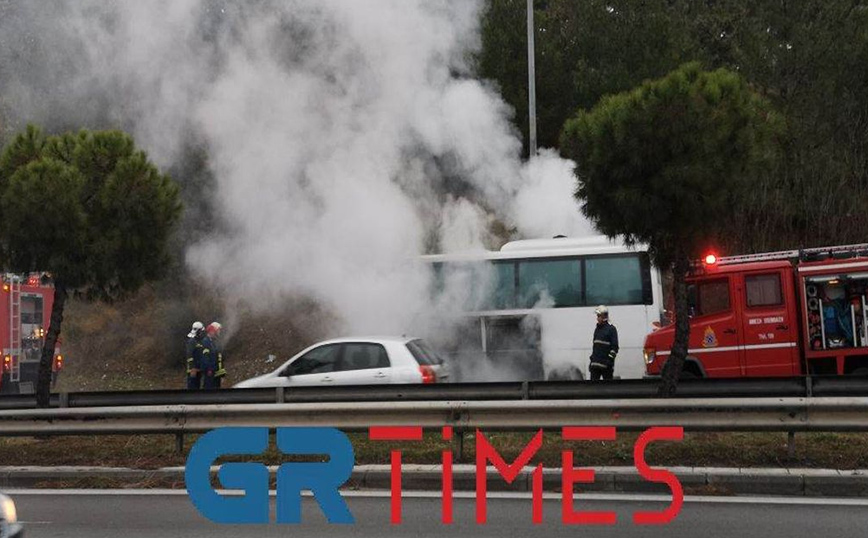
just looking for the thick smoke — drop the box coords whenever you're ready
[0,0,595,342]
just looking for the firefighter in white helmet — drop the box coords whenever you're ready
[589,305,619,381]
[185,321,205,390]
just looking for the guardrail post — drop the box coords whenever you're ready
[787,432,796,459]
[806,376,813,398]
[176,433,185,454]
[59,392,69,408]
[521,381,529,400]
[276,387,285,404]
[457,430,466,462]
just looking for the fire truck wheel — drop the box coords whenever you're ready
[679,369,699,380]
[852,367,868,377]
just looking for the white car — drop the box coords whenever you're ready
[0,492,22,538]
[234,337,450,388]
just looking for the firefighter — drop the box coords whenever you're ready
[589,305,618,381]
[185,321,205,390]
[206,322,226,389]
[196,330,219,391]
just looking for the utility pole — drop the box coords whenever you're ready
[526,0,538,158]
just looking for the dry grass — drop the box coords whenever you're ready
[55,276,338,392]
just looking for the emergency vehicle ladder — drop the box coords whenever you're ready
[7,275,22,383]
[715,243,868,266]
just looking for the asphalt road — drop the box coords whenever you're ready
[9,490,868,538]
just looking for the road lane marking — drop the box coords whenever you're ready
[6,488,868,506]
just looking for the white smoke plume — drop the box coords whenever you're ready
[0,0,596,341]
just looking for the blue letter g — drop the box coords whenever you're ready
[186,427,270,524]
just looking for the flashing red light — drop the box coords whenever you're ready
[2,355,10,373]
[704,254,718,265]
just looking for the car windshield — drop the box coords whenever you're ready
[406,339,444,365]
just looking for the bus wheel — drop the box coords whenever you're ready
[547,367,583,381]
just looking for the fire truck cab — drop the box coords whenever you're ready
[644,244,868,378]
[0,273,63,395]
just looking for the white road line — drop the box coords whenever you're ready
[6,488,868,506]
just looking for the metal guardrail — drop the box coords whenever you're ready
[1,397,868,436]
[1,376,867,411]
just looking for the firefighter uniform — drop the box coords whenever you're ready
[213,340,226,389]
[185,327,204,390]
[199,336,220,390]
[589,320,619,381]
[206,322,225,389]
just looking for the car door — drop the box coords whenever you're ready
[278,344,343,386]
[686,276,743,377]
[327,342,392,385]
[739,270,800,376]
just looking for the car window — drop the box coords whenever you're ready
[284,344,342,376]
[406,339,444,365]
[338,343,390,371]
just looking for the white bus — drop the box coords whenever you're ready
[420,236,664,381]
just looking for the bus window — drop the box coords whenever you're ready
[432,261,516,311]
[429,263,444,298]
[585,255,644,305]
[518,259,582,308]
[484,316,544,380]
[490,262,516,309]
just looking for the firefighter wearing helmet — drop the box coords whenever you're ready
[205,322,226,389]
[589,305,619,381]
[185,321,205,390]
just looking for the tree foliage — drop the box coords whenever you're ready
[561,63,782,394]
[478,0,868,252]
[0,125,182,405]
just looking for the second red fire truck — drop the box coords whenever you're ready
[644,244,868,378]
[0,273,64,395]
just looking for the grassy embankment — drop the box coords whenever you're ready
[55,278,336,392]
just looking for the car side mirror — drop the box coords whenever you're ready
[280,368,293,377]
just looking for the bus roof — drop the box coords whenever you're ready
[420,235,648,262]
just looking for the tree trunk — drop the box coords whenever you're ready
[658,252,691,397]
[36,280,67,408]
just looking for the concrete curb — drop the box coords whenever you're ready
[2,465,868,498]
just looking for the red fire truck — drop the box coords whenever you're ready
[0,273,64,395]
[644,244,868,379]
